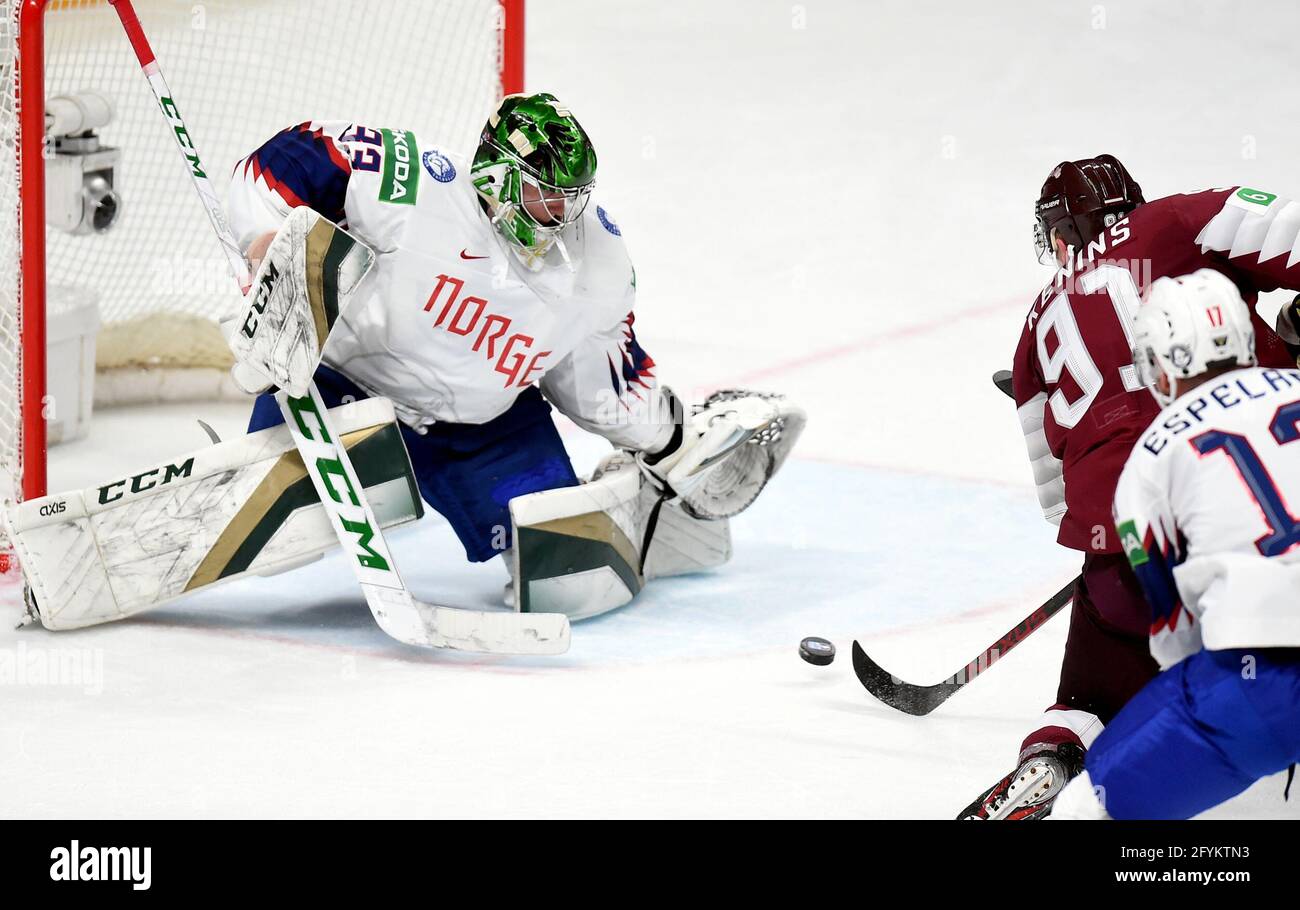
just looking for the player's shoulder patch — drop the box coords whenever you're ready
[1194,184,1297,260]
[1224,186,1279,215]
[596,205,621,236]
[421,148,457,184]
[377,128,419,206]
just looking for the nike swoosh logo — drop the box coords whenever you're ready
[460,249,489,260]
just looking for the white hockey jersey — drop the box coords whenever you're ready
[226,121,672,452]
[1113,366,1300,668]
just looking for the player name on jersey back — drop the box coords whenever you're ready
[1117,366,1300,665]
[1137,368,1300,456]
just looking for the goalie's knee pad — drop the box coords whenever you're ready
[508,451,731,620]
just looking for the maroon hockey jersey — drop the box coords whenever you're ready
[1012,186,1300,553]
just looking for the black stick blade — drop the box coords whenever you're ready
[850,641,960,716]
[991,370,1013,399]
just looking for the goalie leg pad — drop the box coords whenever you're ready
[252,376,580,563]
[4,398,421,630]
[509,452,731,620]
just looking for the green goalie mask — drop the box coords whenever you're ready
[471,93,597,259]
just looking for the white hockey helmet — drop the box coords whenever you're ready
[1132,268,1256,407]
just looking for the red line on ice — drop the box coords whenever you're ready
[710,296,1025,388]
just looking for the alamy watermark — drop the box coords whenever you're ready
[50,841,151,890]
[0,642,104,695]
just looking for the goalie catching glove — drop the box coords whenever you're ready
[224,206,375,397]
[637,388,806,520]
[507,388,804,620]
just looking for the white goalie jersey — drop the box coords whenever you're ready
[226,120,674,453]
[1113,366,1300,668]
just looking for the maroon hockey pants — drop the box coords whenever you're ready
[1056,552,1159,722]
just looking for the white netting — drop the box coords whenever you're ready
[0,0,509,570]
[45,0,502,379]
[0,0,23,547]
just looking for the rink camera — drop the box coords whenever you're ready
[45,90,122,235]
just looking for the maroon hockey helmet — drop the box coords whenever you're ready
[1034,154,1144,263]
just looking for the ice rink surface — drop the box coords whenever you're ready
[4,0,1300,818]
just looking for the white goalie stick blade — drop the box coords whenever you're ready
[276,386,570,655]
[364,586,570,655]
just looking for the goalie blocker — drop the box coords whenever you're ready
[224,205,374,398]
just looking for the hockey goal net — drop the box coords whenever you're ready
[0,0,522,571]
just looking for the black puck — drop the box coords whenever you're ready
[798,636,835,666]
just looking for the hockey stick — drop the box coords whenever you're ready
[105,0,569,654]
[850,579,1074,715]
[849,370,1077,713]
[991,368,1013,398]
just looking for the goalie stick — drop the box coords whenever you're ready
[105,0,569,655]
[849,370,1078,714]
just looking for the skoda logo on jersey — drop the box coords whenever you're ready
[597,205,620,236]
[422,149,457,183]
[1116,520,1147,568]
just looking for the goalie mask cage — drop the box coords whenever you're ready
[0,0,523,570]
